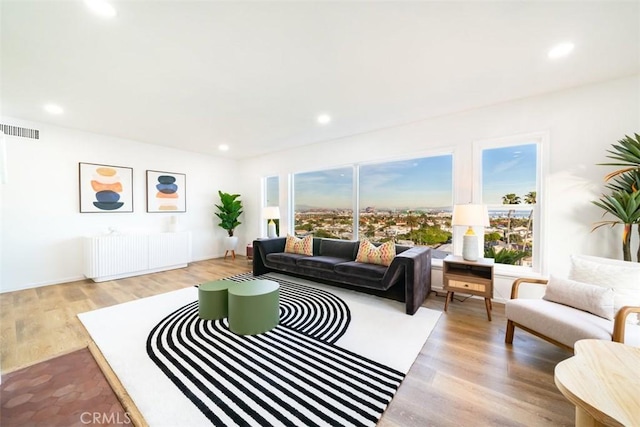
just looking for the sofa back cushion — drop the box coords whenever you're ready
[319,239,358,260]
[356,239,396,267]
[284,234,313,256]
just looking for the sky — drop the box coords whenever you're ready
[482,143,537,205]
[292,144,537,210]
[294,155,453,209]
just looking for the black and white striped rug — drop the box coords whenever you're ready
[147,273,403,427]
[79,272,441,427]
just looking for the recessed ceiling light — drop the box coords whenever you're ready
[317,114,331,125]
[84,0,117,18]
[548,42,574,59]
[44,104,64,115]
[218,144,229,151]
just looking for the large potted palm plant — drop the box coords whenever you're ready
[593,133,640,261]
[215,191,243,253]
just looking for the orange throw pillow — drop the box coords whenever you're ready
[356,239,396,266]
[284,234,313,256]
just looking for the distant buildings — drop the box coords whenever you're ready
[294,206,534,266]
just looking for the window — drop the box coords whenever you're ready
[479,139,542,270]
[358,155,453,250]
[264,176,279,235]
[293,167,354,239]
[290,157,453,244]
[265,176,279,207]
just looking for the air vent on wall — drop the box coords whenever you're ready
[0,123,40,139]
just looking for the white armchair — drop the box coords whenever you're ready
[505,277,640,351]
[505,255,640,351]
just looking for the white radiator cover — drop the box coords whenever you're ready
[83,232,191,282]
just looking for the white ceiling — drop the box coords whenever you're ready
[2,1,639,159]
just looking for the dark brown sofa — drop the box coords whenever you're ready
[252,237,432,315]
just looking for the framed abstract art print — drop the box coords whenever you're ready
[146,170,186,213]
[79,162,133,213]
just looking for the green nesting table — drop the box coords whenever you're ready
[198,279,237,320]
[228,279,280,335]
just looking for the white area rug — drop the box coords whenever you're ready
[79,273,441,427]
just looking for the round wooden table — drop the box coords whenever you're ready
[554,339,640,427]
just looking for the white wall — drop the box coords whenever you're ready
[0,118,242,292]
[238,75,640,302]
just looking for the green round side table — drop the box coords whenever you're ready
[198,280,237,320]
[228,279,280,335]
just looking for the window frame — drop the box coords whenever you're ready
[288,150,455,245]
[473,131,548,275]
[262,175,279,237]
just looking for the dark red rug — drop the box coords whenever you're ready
[1,348,128,426]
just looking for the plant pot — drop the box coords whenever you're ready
[224,236,239,251]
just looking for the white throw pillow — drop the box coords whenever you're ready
[543,275,615,320]
[569,254,640,324]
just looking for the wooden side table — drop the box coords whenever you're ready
[555,339,640,427]
[442,255,494,320]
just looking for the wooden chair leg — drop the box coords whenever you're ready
[444,291,451,312]
[505,320,515,344]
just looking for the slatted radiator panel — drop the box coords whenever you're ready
[84,232,191,282]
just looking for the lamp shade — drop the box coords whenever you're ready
[262,206,280,220]
[452,204,489,227]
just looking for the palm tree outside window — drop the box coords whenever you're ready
[481,142,540,269]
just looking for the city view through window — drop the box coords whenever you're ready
[482,143,538,267]
[292,144,538,267]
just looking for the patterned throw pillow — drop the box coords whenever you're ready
[356,239,396,267]
[284,234,313,256]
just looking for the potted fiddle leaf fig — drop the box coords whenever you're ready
[215,191,243,252]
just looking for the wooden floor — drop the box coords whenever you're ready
[0,257,574,426]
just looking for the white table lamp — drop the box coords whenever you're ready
[452,204,489,261]
[263,206,280,238]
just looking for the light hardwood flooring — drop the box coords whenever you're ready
[0,257,574,426]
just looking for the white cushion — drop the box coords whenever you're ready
[543,275,615,320]
[506,299,614,348]
[569,254,640,324]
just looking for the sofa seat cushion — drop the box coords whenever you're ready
[506,299,613,348]
[334,261,387,281]
[266,252,309,267]
[296,256,350,272]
